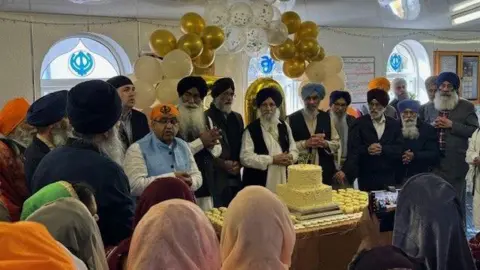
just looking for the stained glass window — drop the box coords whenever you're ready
[247,53,303,115]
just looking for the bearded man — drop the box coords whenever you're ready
[31,80,134,246]
[0,98,31,221]
[287,83,339,185]
[124,104,202,196]
[348,89,403,191]
[206,78,244,207]
[24,90,71,187]
[419,75,438,121]
[107,75,149,148]
[241,87,298,192]
[419,72,478,218]
[395,100,439,185]
[389,78,410,118]
[176,76,222,211]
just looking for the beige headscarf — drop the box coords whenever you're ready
[127,199,221,270]
[221,186,296,270]
[26,197,108,270]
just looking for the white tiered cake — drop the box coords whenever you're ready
[277,164,334,212]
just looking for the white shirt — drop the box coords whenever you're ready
[123,141,202,197]
[240,120,299,193]
[372,114,386,139]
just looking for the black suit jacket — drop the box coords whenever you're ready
[120,109,150,148]
[24,136,51,190]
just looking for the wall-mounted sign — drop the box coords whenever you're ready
[259,55,275,75]
[69,50,95,77]
[389,53,402,72]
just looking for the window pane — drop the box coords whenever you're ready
[462,56,478,100]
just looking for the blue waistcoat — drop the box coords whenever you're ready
[137,132,191,177]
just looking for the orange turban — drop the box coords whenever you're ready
[368,77,391,92]
[150,104,180,121]
[0,221,75,270]
[0,98,30,136]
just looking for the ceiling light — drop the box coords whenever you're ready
[451,0,480,13]
[452,8,480,25]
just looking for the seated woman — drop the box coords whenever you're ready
[107,177,195,270]
[26,197,108,270]
[393,173,476,270]
[221,186,296,270]
[21,181,97,220]
[0,221,79,270]
[127,199,220,270]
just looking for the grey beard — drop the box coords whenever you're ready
[434,91,459,111]
[7,126,35,147]
[51,127,71,147]
[178,103,207,140]
[96,126,125,166]
[214,98,232,114]
[401,120,420,140]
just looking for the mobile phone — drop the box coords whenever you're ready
[369,189,400,214]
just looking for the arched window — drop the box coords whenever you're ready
[386,40,431,104]
[40,33,132,97]
[247,53,303,115]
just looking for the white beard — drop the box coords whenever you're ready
[51,125,71,147]
[402,118,420,140]
[96,126,125,166]
[214,98,232,114]
[178,102,207,139]
[434,91,459,111]
[257,108,280,129]
[8,124,35,147]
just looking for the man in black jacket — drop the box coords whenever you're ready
[31,80,134,246]
[348,89,403,191]
[206,78,244,207]
[396,99,439,185]
[24,90,70,188]
[107,75,149,149]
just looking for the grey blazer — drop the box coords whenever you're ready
[420,99,479,183]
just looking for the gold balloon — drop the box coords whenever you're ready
[181,12,206,35]
[194,61,215,76]
[245,78,287,125]
[294,21,319,42]
[149,29,177,57]
[202,26,225,50]
[283,57,306,79]
[296,37,320,60]
[270,47,280,61]
[202,75,220,88]
[310,46,325,62]
[281,11,301,34]
[177,33,204,59]
[193,49,215,68]
[271,38,295,61]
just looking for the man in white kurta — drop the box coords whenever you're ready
[240,87,298,193]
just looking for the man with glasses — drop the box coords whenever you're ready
[395,99,439,185]
[348,89,403,191]
[241,87,298,192]
[287,83,339,186]
[419,72,478,218]
[389,78,410,119]
[206,78,244,207]
[176,76,222,211]
[123,104,202,198]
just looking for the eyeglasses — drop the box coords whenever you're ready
[154,118,179,125]
[220,91,236,99]
[439,82,454,91]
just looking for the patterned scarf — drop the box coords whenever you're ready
[438,110,450,153]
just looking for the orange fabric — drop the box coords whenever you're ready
[368,77,391,92]
[150,104,180,121]
[0,98,30,136]
[0,141,29,221]
[0,221,75,270]
[347,106,360,118]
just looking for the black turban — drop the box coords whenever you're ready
[67,80,122,135]
[367,89,390,107]
[329,90,352,106]
[106,75,133,89]
[27,90,68,127]
[211,77,235,98]
[255,87,283,107]
[177,76,208,99]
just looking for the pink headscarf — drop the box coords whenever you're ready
[221,186,296,270]
[127,199,221,270]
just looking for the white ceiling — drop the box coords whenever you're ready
[0,0,478,31]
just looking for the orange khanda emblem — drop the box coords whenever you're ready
[160,105,172,115]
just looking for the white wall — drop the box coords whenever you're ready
[1,11,480,116]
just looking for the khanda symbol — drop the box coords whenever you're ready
[260,55,275,74]
[69,50,94,77]
[160,106,172,114]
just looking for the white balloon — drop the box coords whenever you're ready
[273,0,296,13]
[266,20,288,46]
[134,56,164,84]
[134,80,157,112]
[204,3,229,28]
[250,1,274,28]
[245,28,268,56]
[272,5,282,20]
[156,79,181,104]
[224,26,247,54]
[162,49,193,79]
[229,2,253,26]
